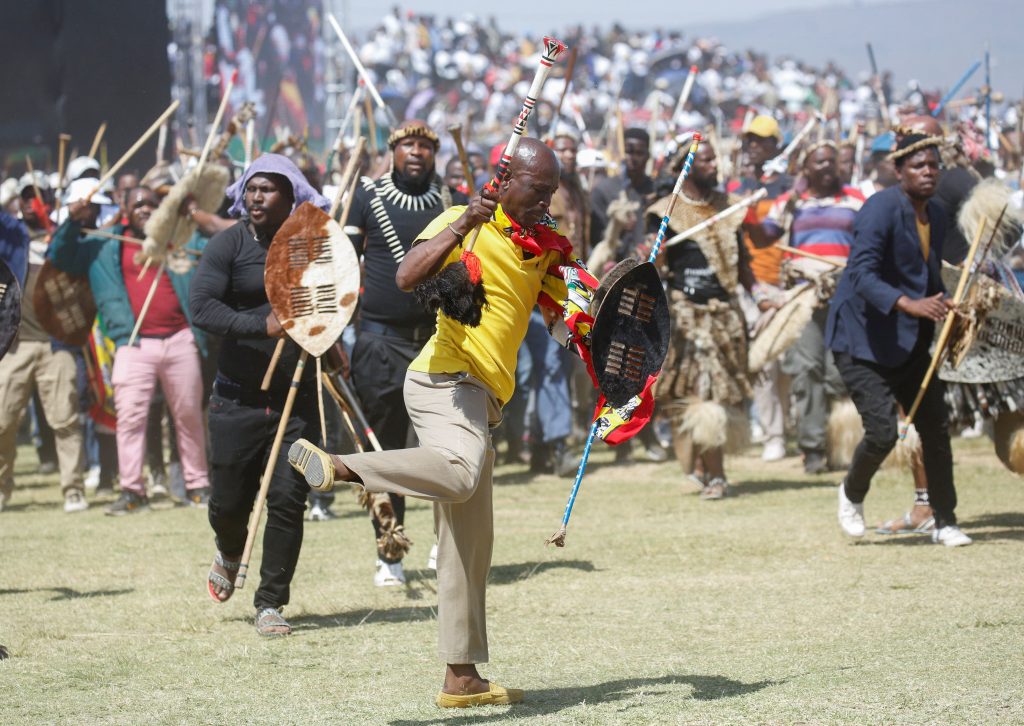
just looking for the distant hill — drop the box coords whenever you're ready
[689,0,1022,102]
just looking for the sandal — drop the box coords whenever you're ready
[876,511,935,535]
[207,552,241,603]
[255,607,291,637]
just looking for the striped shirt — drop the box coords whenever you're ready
[763,186,865,260]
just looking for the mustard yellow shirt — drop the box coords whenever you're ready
[409,205,569,406]
[915,216,930,260]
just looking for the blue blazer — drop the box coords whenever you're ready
[825,186,946,367]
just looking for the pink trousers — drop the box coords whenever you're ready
[112,328,208,494]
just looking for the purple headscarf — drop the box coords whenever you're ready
[226,153,330,218]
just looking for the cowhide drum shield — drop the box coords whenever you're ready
[939,265,1024,384]
[747,282,817,373]
[32,260,96,346]
[590,258,670,407]
[264,202,360,358]
[0,258,22,361]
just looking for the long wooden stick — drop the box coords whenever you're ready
[83,228,202,256]
[777,243,846,268]
[315,356,327,446]
[364,93,378,160]
[56,134,71,211]
[449,124,474,192]
[664,189,767,248]
[900,219,988,438]
[85,101,180,203]
[88,122,107,159]
[260,340,286,391]
[127,261,165,347]
[322,373,365,452]
[237,350,308,588]
[331,368,383,451]
[329,136,366,219]
[326,13,397,126]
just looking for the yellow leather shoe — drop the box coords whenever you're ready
[288,439,336,492]
[435,682,525,708]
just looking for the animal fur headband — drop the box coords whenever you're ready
[387,122,440,150]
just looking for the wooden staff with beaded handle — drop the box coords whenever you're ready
[648,134,701,261]
[417,37,568,322]
[467,37,568,256]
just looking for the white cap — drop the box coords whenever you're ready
[16,170,50,195]
[577,148,612,170]
[65,156,101,183]
[63,177,112,205]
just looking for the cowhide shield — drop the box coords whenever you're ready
[0,258,22,361]
[939,264,1024,384]
[264,201,360,358]
[590,259,670,407]
[747,283,817,373]
[32,261,96,346]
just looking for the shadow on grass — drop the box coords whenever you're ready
[735,478,835,496]
[288,605,436,631]
[0,587,133,601]
[488,560,596,586]
[388,673,783,724]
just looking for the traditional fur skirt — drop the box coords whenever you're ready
[655,290,752,408]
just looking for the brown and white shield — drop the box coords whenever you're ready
[264,201,360,357]
[32,261,97,347]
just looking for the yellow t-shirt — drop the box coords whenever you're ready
[409,204,570,406]
[916,217,930,260]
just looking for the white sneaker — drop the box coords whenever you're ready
[374,559,406,587]
[64,490,89,513]
[750,421,766,444]
[837,482,865,537]
[427,543,438,571]
[761,437,786,462]
[84,466,100,491]
[306,503,336,521]
[932,525,972,547]
[148,471,169,501]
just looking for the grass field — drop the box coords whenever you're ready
[2,436,1023,725]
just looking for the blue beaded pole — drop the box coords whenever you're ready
[546,420,600,546]
[648,133,702,262]
[546,133,702,548]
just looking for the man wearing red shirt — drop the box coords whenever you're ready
[52,187,210,514]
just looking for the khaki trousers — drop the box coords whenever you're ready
[341,371,501,664]
[0,340,83,497]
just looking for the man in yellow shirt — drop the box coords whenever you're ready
[289,138,576,707]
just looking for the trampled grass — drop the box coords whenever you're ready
[2,437,1023,725]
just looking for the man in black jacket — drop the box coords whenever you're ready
[826,134,971,547]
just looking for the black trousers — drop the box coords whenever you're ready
[350,329,423,554]
[834,339,957,528]
[207,390,316,610]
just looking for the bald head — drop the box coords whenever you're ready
[499,138,560,228]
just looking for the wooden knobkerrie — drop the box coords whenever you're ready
[0,258,22,361]
[264,202,361,357]
[32,261,96,347]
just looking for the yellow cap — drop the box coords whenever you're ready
[745,115,782,141]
